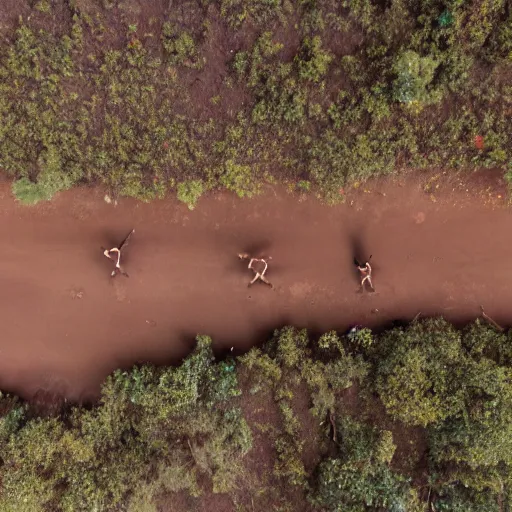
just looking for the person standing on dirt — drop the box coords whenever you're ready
[354,257,374,292]
[103,229,134,278]
[238,253,273,288]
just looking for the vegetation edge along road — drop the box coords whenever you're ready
[0,0,510,207]
[1,318,510,511]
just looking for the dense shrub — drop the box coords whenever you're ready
[0,336,249,510]
[374,318,466,426]
[428,358,512,493]
[392,50,439,105]
[1,320,512,509]
[309,417,414,512]
[433,485,500,512]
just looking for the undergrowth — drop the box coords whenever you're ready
[0,1,510,205]
[2,319,512,510]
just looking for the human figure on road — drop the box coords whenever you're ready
[103,229,134,278]
[354,257,374,292]
[238,253,273,288]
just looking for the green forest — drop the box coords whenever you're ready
[0,0,510,206]
[2,319,512,510]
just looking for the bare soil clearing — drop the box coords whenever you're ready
[0,174,509,401]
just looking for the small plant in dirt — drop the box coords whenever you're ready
[220,0,283,28]
[35,0,52,13]
[296,36,332,83]
[161,23,202,68]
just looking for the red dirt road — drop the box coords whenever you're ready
[0,176,510,401]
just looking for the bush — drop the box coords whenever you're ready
[219,159,260,198]
[0,334,251,510]
[274,435,307,486]
[309,417,411,512]
[346,326,375,351]
[12,144,77,204]
[429,359,512,473]
[3,321,512,509]
[375,318,466,426]
[239,347,282,391]
[461,320,512,363]
[161,23,202,68]
[301,331,369,418]
[433,485,500,512]
[0,2,509,204]
[392,50,439,105]
[177,179,205,209]
[296,36,332,83]
[0,418,64,510]
[0,397,26,445]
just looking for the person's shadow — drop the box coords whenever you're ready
[349,232,374,291]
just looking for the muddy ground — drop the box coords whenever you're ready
[0,171,509,401]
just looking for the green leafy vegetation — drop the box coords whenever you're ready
[0,336,249,511]
[176,179,205,209]
[374,318,465,426]
[309,417,415,512]
[392,50,439,105]
[2,319,512,509]
[0,1,509,205]
[1,4,512,509]
[162,22,203,68]
[220,0,285,28]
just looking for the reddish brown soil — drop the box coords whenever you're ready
[0,173,510,401]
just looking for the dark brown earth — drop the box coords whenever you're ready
[0,172,510,401]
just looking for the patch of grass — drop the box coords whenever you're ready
[35,0,52,13]
[220,0,285,28]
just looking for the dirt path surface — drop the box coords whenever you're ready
[0,175,510,401]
